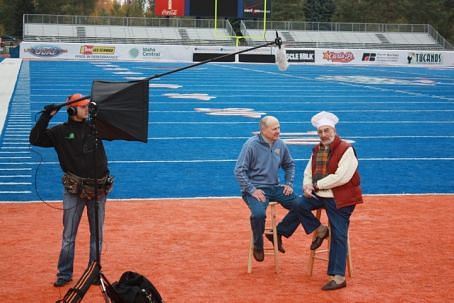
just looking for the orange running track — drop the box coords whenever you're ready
[1,195,453,302]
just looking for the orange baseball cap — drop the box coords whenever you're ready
[66,93,90,107]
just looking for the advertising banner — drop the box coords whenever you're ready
[19,42,454,67]
[155,0,185,16]
[20,42,193,62]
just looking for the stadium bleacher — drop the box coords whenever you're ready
[22,14,452,50]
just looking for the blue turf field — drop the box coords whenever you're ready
[1,60,454,201]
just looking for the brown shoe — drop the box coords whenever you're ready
[265,233,285,253]
[253,246,264,262]
[310,226,329,250]
[321,280,346,291]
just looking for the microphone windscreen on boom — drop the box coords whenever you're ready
[275,45,289,71]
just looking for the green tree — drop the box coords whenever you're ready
[304,0,336,22]
[271,0,305,21]
[0,0,35,38]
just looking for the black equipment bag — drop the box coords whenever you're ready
[109,271,163,303]
[56,261,99,303]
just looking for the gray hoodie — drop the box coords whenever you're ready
[234,134,295,194]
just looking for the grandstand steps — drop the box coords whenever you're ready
[178,28,190,40]
[375,33,390,44]
[281,31,295,42]
[76,26,86,38]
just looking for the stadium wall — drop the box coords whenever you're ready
[19,42,454,67]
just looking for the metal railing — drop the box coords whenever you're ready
[24,14,226,29]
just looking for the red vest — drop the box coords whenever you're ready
[311,136,363,208]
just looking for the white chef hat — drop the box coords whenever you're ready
[311,111,339,129]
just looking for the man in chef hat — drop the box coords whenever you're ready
[271,111,364,290]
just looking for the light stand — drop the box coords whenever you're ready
[88,101,111,302]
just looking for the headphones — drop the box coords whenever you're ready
[67,106,77,116]
[66,95,77,116]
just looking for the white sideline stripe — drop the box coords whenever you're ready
[4,193,454,204]
[0,168,31,171]
[0,182,31,185]
[10,157,454,166]
[0,175,31,178]
[0,59,22,135]
[0,157,31,159]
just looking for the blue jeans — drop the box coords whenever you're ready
[242,185,299,249]
[56,190,106,280]
[277,195,355,276]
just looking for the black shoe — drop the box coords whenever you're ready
[321,280,347,291]
[53,277,72,287]
[253,246,264,262]
[265,233,285,253]
[310,226,329,250]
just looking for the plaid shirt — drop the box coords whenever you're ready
[313,144,330,183]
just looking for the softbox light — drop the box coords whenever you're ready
[91,79,149,142]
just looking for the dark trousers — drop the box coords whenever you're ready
[277,195,355,276]
[242,185,299,249]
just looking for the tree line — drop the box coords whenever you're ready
[0,0,452,44]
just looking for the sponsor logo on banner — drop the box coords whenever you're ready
[362,53,376,61]
[287,50,315,63]
[323,51,354,63]
[407,52,442,64]
[155,0,184,16]
[142,47,161,58]
[80,45,116,55]
[24,45,67,57]
[362,52,399,63]
[129,48,139,58]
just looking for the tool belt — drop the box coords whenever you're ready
[62,172,114,201]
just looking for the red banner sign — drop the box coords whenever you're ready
[155,0,185,16]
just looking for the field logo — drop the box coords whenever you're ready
[195,108,265,118]
[323,51,355,63]
[318,75,436,86]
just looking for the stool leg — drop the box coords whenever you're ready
[307,209,322,276]
[247,232,253,273]
[270,204,279,273]
[346,232,353,277]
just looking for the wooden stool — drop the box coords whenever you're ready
[307,208,353,277]
[247,202,279,273]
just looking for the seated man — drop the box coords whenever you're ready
[234,116,300,262]
[273,111,363,290]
